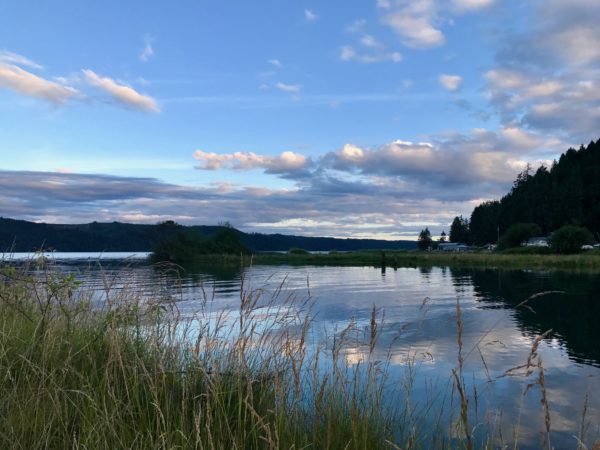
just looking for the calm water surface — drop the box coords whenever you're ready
[19,255,600,448]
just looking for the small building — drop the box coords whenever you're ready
[523,236,549,247]
[438,242,470,252]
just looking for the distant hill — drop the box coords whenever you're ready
[0,218,416,252]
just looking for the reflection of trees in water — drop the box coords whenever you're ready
[153,262,242,282]
[449,268,600,367]
[417,266,433,280]
[150,262,243,299]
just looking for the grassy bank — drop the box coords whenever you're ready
[184,250,600,272]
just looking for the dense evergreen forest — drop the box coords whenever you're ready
[0,218,416,252]
[458,139,600,246]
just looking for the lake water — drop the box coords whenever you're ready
[11,254,600,449]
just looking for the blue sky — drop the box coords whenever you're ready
[1,0,599,240]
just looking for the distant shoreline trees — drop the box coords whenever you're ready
[417,227,432,250]
[449,139,600,252]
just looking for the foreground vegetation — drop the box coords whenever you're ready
[1,260,599,449]
[0,261,399,449]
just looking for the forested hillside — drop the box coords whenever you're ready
[467,139,600,245]
[0,218,416,252]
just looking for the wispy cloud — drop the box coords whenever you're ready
[340,45,401,63]
[452,0,495,11]
[346,19,367,33]
[304,9,318,22]
[0,63,78,105]
[139,36,154,62]
[340,33,402,63]
[438,74,463,91]
[0,50,43,69]
[83,69,160,112]
[274,81,301,93]
[267,59,283,68]
[360,34,384,48]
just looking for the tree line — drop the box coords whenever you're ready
[419,139,600,251]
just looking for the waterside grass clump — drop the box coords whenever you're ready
[154,247,600,273]
[250,250,600,272]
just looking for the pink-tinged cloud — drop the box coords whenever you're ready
[193,150,309,174]
[83,69,160,113]
[0,63,78,105]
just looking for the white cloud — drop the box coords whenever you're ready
[304,9,317,22]
[139,37,154,62]
[193,149,309,174]
[360,34,384,49]
[327,129,562,186]
[340,144,365,161]
[0,63,78,105]
[379,0,497,50]
[452,0,495,11]
[382,10,445,48]
[83,69,160,112]
[340,33,402,64]
[340,45,402,63]
[438,74,463,91]
[346,19,367,33]
[268,59,283,68]
[275,81,301,93]
[0,50,43,69]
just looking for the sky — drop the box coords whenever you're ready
[1,0,599,240]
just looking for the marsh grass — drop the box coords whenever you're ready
[0,258,598,449]
[238,250,600,272]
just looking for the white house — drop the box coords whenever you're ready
[438,243,470,252]
[523,236,549,247]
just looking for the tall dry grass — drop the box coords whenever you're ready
[0,259,401,449]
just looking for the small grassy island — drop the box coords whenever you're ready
[151,243,600,272]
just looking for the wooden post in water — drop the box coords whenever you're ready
[381,251,386,274]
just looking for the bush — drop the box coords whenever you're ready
[498,223,541,250]
[501,246,551,255]
[288,247,309,255]
[550,225,594,254]
[150,226,250,263]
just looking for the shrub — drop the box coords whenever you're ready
[288,247,309,255]
[550,225,594,254]
[150,226,250,263]
[501,246,551,255]
[498,223,541,250]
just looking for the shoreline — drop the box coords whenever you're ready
[170,250,600,272]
